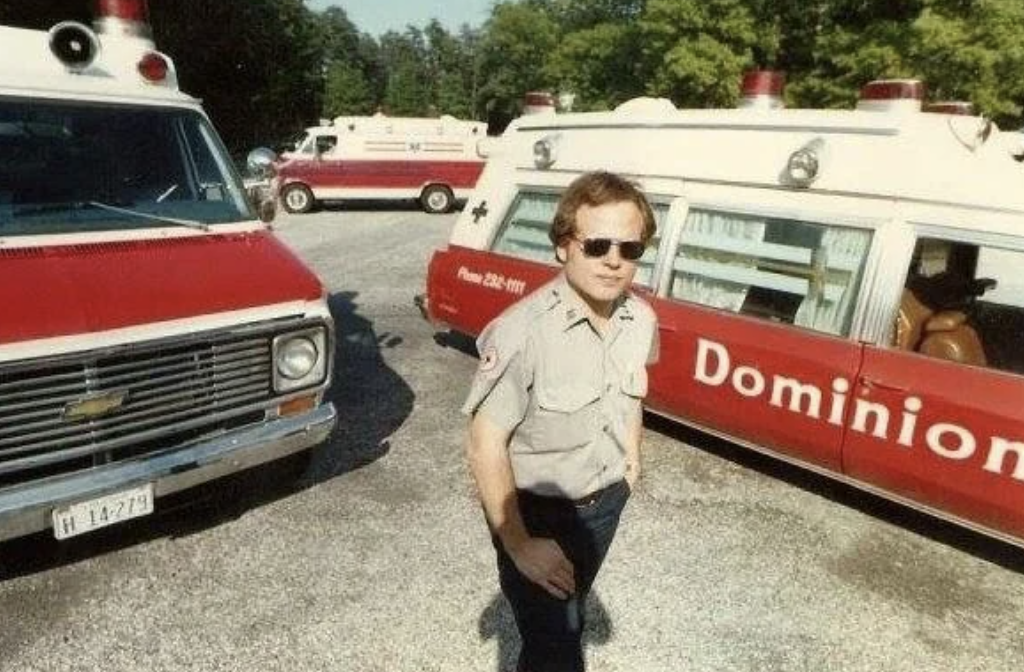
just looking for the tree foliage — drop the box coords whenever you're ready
[3,0,1023,152]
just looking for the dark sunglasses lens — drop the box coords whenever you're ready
[582,238,612,257]
[620,242,645,260]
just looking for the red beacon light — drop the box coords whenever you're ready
[137,52,168,82]
[94,0,151,38]
[856,79,924,113]
[738,70,785,110]
[523,91,556,116]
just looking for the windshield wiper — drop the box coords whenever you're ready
[87,201,210,232]
[11,200,210,232]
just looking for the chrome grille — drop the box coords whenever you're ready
[0,329,278,483]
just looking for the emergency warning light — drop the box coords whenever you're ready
[48,21,100,71]
[857,79,925,113]
[94,0,151,38]
[738,70,785,109]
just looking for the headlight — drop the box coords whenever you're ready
[273,327,328,393]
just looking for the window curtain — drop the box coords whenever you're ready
[793,227,871,335]
[672,209,766,311]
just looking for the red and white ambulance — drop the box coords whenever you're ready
[423,73,1024,548]
[0,1,336,542]
[273,112,487,214]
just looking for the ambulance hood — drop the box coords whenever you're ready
[0,231,324,346]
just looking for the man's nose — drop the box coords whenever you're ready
[603,247,624,266]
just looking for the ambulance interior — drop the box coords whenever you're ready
[895,237,1024,375]
[0,99,251,234]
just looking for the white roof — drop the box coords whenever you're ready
[496,100,1024,217]
[0,25,197,107]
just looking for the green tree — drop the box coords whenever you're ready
[477,1,560,127]
[150,0,323,152]
[545,23,645,110]
[913,0,1024,125]
[319,7,378,117]
[380,28,432,115]
[424,20,476,118]
[638,0,759,107]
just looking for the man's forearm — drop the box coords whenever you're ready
[467,414,528,551]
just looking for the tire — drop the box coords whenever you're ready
[281,183,315,214]
[420,184,454,214]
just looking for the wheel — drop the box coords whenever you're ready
[420,184,454,214]
[281,183,315,214]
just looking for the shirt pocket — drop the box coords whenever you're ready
[620,367,648,399]
[526,383,601,451]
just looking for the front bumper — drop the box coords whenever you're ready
[0,403,337,542]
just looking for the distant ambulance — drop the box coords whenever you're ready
[273,113,488,214]
[0,1,336,542]
[422,73,1024,548]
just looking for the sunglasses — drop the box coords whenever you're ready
[573,236,646,261]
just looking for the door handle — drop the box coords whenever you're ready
[658,324,678,333]
[859,376,908,393]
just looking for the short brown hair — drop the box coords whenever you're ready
[548,171,657,248]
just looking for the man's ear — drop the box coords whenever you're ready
[555,244,568,264]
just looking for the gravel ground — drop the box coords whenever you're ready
[1,203,1023,672]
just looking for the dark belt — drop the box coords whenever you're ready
[517,479,626,510]
[571,479,625,508]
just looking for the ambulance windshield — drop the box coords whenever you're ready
[0,99,253,235]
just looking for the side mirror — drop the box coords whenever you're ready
[245,147,278,223]
[246,147,278,178]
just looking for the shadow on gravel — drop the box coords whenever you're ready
[478,592,613,672]
[0,290,414,581]
[303,290,414,484]
[644,412,1024,574]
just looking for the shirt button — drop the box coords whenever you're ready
[605,383,613,392]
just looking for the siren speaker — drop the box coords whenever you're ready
[48,22,100,71]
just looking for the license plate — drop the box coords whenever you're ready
[52,483,154,540]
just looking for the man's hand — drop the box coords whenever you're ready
[507,536,576,600]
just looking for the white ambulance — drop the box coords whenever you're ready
[0,1,336,542]
[423,73,1024,548]
[273,112,488,214]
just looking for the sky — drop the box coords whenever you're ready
[306,0,493,37]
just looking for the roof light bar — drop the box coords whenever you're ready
[738,70,785,110]
[523,91,556,116]
[94,0,151,38]
[857,79,924,113]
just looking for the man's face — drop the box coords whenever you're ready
[556,200,645,317]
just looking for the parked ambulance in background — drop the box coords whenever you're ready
[0,0,336,542]
[422,73,1024,549]
[272,112,487,214]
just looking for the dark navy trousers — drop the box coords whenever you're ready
[493,479,631,672]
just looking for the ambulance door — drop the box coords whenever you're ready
[645,186,885,473]
[427,174,677,336]
[844,219,1024,541]
[310,134,342,196]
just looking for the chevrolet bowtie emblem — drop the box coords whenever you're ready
[64,390,129,421]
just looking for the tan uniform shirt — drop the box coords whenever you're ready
[462,275,659,499]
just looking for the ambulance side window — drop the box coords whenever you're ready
[490,189,670,287]
[667,207,872,336]
[894,237,1024,376]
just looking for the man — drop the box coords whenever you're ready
[463,171,659,672]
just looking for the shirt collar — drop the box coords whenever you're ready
[547,274,635,331]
